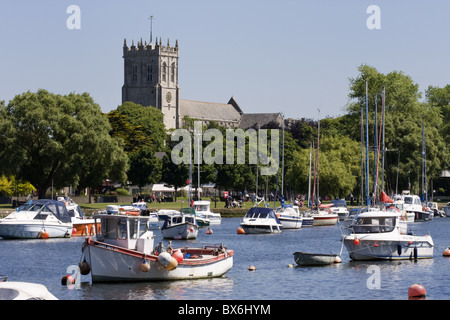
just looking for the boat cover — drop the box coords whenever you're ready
[19,199,72,223]
[245,207,282,224]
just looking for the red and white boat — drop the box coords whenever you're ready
[310,204,338,226]
[81,214,233,282]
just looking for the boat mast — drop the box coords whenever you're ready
[422,119,428,204]
[308,142,312,207]
[365,80,371,209]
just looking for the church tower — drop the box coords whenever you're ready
[122,38,180,129]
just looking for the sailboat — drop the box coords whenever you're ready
[309,109,338,226]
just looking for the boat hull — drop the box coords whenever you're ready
[411,210,434,222]
[278,216,302,229]
[343,236,434,261]
[311,214,338,226]
[83,239,234,282]
[240,223,282,234]
[0,221,72,239]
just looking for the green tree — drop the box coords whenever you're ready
[161,154,189,201]
[0,90,129,198]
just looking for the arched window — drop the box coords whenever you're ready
[171,63,175,83]
[162,62,167,82]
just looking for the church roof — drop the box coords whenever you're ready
[180,99,242,123]
[239,113,283,129]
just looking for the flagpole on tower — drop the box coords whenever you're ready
[149,16,154,43]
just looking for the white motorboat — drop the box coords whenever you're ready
[403,193,433,221]
[181,207,210,228]
[57,197,98,236]
[240,207,282,234]
[330,199,349,221]
[161,213,199,239]
[0,279,58,300]
[275,205,302,229]
[343,209,434,261]
[193,200,222,225]
[0,199,72,239]
[387,195,414,223]
[310,205,338,226]
[81,214,233,282]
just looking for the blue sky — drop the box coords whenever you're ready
[0,1,448,120]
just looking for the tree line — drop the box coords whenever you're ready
[0,64,448,201]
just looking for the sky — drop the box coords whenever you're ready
[0,0,449,121]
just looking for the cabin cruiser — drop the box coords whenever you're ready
[240,207,282,234]
[81,214,233,282]
[343,209,434,261]
[0,199,72,239]
[403,193,433,221]
[275,205,302,229]
[57,197,98,236]
[193,200,222,225]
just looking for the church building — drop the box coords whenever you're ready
[122,37,282,130]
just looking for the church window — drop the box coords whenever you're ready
[171,63,175,83]
[147,66,152,82]
[162,62,167,82]
[132,65,138,83]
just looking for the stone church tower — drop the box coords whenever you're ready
[122,38,180,129]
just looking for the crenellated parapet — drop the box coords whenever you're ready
[123,38,179,57]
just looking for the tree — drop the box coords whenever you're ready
[0,90,129,198]
[108,102,167,191]
[161,154,189,201]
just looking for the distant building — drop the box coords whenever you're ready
[122,37,282,130]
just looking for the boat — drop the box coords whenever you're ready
[0,277,58,300]
[310,205,338,226]
[192,200,222,225]
[402,193,433,221]
[57,197,98,236]
[0,199,72,239]
[275,205,302,229]
[293,252,339,266]
[387,194,414,223]
[330,199,349,221]
[81,214,233,282]
[428,202,445,217]
[240,207,282,234]
[343,209,434,261]
[300,212,314,226]
[161,212,199,239]
[181,207,210,228]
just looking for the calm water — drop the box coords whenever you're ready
[2,216,450,300]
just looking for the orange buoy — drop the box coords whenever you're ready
[206,227,213,234]
[237,227,245,234]
[443,248,450,257]
[408,284,426,299]
[172,249,184,263]
[61,275,75,285]
[39,230,50,239]
[248,265,256,271]
[354,238,360,245]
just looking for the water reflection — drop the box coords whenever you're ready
[77,277,234,300]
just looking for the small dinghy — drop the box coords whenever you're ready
[293,252,340,266]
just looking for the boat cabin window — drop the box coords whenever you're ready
[352,217,395,233]
[404,197,412,204]
[185,216,195,224]
[195,205,208,211]
[128,218,148,239]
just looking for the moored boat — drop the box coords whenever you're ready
[81,214,233,282]
[330,199,349,221]
[293,252,339,266]
[343,209,434,261]
[443,203,450,217]
[161,213,199,239]
[0,199,72,239]
[275,205,302,229]
[240,207,282,234]
[193,200,222,225]
[181,207,210,228]
[403,193,433,221]
[310,205,338,226]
